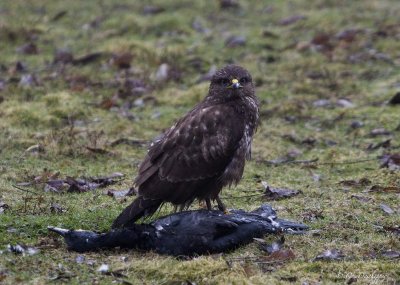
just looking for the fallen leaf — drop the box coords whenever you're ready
[380,204,394,215]
[51,10,68,22]
[339,177,371,187]
[109,138,147,147]
[53,49,74,64]
[335,28,361,42]
[369,128,391,137]
[85,146,112,155]
[91,172,124,185]
[264,249,296,262]
[367,139,391,151]
[25,144,45,154]
[257,236,285,254]
[262,181,301,200]
[383,225,400,235]
[75,255,85,264]
[278,15,306,26]
[336,99,355,108]
[350,120,364,129]
[381,250,400,259]
[110,52,133,69]
[350,195,372,203]
[155,63,170,82]
[313,249,345,261]
[225,35,246,48]
[72,52,103,65]
[19,74,39,88]
[105,189,130,198]
[366,185,400,193]
[44,180,68,192]
[16,42,38,54]
[219,0,240,9]
[66,177,99,193]
[379,153,400,170]
[301,209,324,222]
[142,5,165,15]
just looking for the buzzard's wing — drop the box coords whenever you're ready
[135,104,244,191]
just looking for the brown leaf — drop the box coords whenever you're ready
[16,42,38,54]
[350,195,372,203]
[367,139,391,151]
[44,179,69,192]
[90,172,124,185]
[219,0,240,9]
[313,249,345,261]
[51,11,68,22]
[142,5,165,15]
[85,146,112,155]
[301,209,324,221]
[111,52,133,69]
[105,189,130,198]
[381,250,400,259]
[379,153,400,170]
[54,49,74,64]
[380,204,394,215]
[257,236,285,254]
[72,52,103,65]
[383,225,400,235]
[339,177,371,187]
[369,128,391,137]
[366,185,400,193]
[335,29,362,42]
[225,35,246,48]
[262,181,301,200]
[278,15,306,26]
[264,249,296,262]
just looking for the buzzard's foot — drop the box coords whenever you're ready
[206,198,212,210]
[216,197,229,214]
[199,199,212,210]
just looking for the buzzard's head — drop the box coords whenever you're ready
[209,65,254,99]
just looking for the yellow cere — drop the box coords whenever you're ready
[231,79,239,84]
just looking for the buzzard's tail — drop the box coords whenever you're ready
[111,196,162,229]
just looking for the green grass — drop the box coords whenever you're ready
[0,0,399,284]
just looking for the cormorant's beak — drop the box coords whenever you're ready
[230,79,242,89]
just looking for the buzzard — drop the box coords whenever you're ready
[112,65,259,228]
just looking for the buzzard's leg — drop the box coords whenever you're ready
[216,196,229,214]
[205,198,212,210]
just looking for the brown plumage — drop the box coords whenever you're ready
[112,65,259,228]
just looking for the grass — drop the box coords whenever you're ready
[0,0,399,284]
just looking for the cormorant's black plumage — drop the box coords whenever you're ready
[49,204,308,256]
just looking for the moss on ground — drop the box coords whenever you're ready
[0,0,399,284]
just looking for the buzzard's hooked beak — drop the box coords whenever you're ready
[230,79,242,89]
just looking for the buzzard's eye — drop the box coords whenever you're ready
[219,78,230,85]
[240,77,250,84]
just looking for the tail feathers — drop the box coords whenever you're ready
[112,196,162,229]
